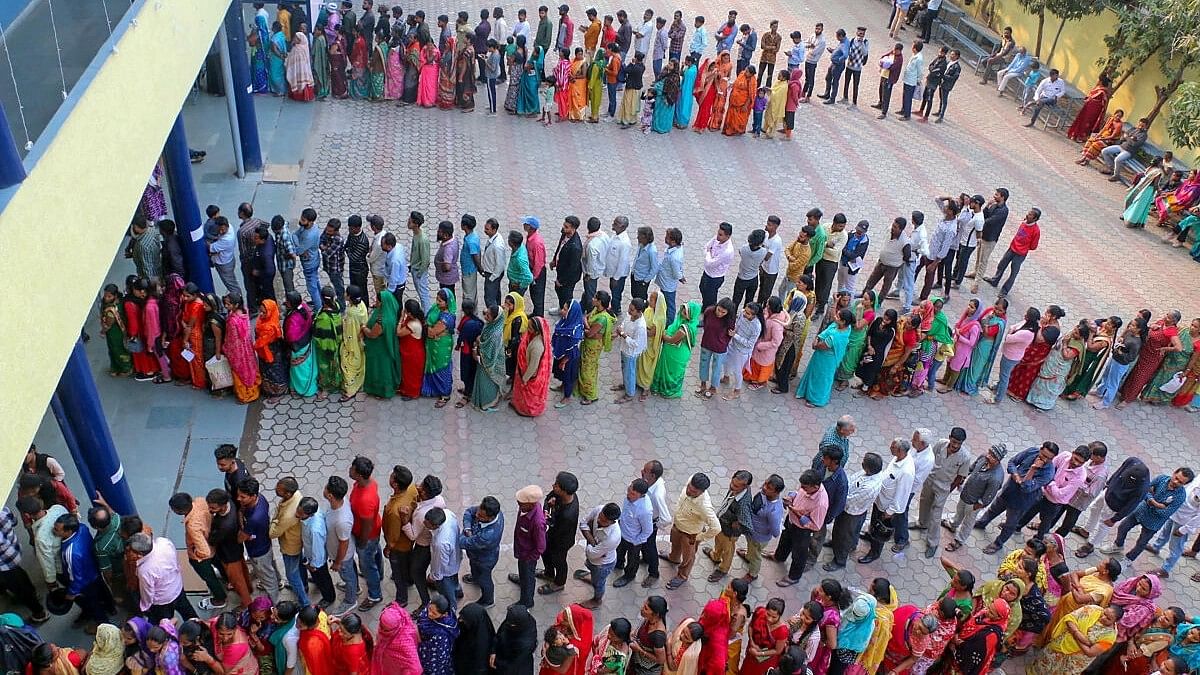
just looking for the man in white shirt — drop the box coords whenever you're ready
[951,195,985,288]
[859,438,915,563]
[1151,483,1200,578]
[700,222,737,309]
[614,297,647,403]
[480,217,510,307]
[825,452,884,570]
[897,40,925,120]
[424,506,461,610]
[895,428,935,551]
[402,475,446,607]
[512,8,531,43]
[581,217,610,310]
[577,502,622,608]
[637,460,672,587]
[634,9,654,61]
[896,210,928,313]
[1024,68,1066,127]
[604,216,633,317]
[757,216,785,305]
[323,476,359,617]
[208,217,243,297]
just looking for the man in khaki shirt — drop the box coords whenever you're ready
[269,478,306,607]
[382,465,420,605]
[664,473,720,590]
[169,492,228,611]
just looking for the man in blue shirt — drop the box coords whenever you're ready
[296,496,336,607]
[460,214,483,305]
[630,226,659,301]
[975,442,1059,554]
[810,446,848,559]
[738,474,784,581]
[381,233,409,303]
[654,228,685,324]
[735,23,757,74]
[460,496,504,607]
[613,479,653,588]
[294,208,323,311]
[687,15,707,62]
[820,29,849,104]
[55,513,113,630]
[1106,468,1195,562]
[426,507,462,611]
[236,478,279,602]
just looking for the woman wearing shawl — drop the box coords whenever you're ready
[329,35,349,98]
[1026,321,1088,410]
[453,603,495,674]
[124,617,155,674]
[283,292,317,397]
[857,579,899,673]
[1090,607,1183,675]
[831,591,877,673]
[350,34,370,99]
[938,298,982,392]
[586,50,605,122]
[552,50,573,120]
[372,602,421,675]
[550,604,595,675]
[455,43,477,110]
[579,293,614,403]
[665,618,703,675]
[1064,316,1119,399]
[397,299,427,399]
[697,587,734,674]
[311,26,331,98]
[855,309,898,393]
[362,290,400,398]
[504,292,530,377]
[147,621,186,675]
[1077,110,1125,161]
[208,612,259,675]
[1043,560,1119,642]
[959,297,1007,396]
[249,16,271,93]
[472,305,507,411]
[99,284,132,376]
[653,63,681,134]
[384,32,405,99]
[1005,324,1059,401]
[417,594,459,675]
[1123,157,1169,227]
[1030,605,1121,674]
[796,307,853,407]
[1142,318,1198,403]
[746,296,787,387]
[222,293,260,403]
[331,614,372,674]
[436,36,457,109]
[950,598,1010,675]
[772,288,811,394]
[675,56,697,128]
[492,604,539,675]
[760,69,788,138]
[368,32,389,100]
[268,22,289,95]
[1168,622,1200,672]
[720,66,755,136]
[421,289,457,405]
[254,299,288,398]
[551,300,585,407]
[238,597,275,673]
[1110,575,1163,644]
[651,301,702,399]
[286,31,316,101]
[312,287,343,397]
[201,293,228,394]
[636,290,669,399]
[1154,170,1200,223]
[512,316,553,416]
[974,578,1026,640]
[1067,77,1113,142]
[85,623,124,675]
[834,291,876,387]
[706,51,733,132]
[691,58,719,131]
[910,298,953,395]
[339,286,368,399]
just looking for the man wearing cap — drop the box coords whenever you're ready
[523,216,549,317]
[508,485,546,608]
[951,195,985,288]
[914,427,972,558]
[662,473,720,590]
[942,443,1005,552]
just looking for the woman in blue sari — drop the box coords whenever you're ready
[675,56,697,128]
[796,307,853,407]
[268,21,289,96]
[249,15,271,93]
[283,291,318,397]
[517,43,542,116]
[421,288,457,407]
[552,299,585,408]
[652,62,680,134]
[958,297,1008,395]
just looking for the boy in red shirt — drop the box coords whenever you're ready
[348,456,384,609]
[984,207,1040,297]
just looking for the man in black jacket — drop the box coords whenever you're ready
[1075,456,1151,557]
[538,471,579,594]
[969,187,1009,293]
[159,220,187,280]
[551,217,584,312]
[934,48,960,123]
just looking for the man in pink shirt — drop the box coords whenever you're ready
[770,469,828,587]
[523,216,548,317]
[1017,444,1090,539]
[130,532,198,623]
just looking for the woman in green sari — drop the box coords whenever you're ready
[340,285,369,400]
[369,34,389,100]
[959,297,1008,396]
[312,25,331,98]
[421,288,457,407]
[578,291,613,404]
[1122,156,1168,228]
[362,290,401,398]
[472,305,507,411]
[586,50,605,122]
[651,300,702,398]
[312,286,344,398]
[1063,315,1120,400]
[99,283,132,376]
[1143,317,1199,403]
[834,290,877,389]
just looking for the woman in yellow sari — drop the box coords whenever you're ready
[569,48,587,121]
[1076,110,1124,163]
[857,578,899,673]
[761,69,789,139]
[1028,605,1120,675]
[578,291,613,403]
[635,289,668,400]
[340,286,369,399]
[1041,558,1118,645]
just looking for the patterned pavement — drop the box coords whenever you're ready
[241,0,1200,666]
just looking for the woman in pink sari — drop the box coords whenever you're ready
[211,612,260,674]
[553,49,572,121]
[384,34,405,100]
[1155,169,1200,224]
[417,39,440,107]
[939,298,982,392]
[222,293,260,404]
[371,602,421,675]
[285,31,316,101]
[511,316,552,417]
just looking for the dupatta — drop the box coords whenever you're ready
[372,602,422,675]
[1111,574,1162,642]
[586,308,613,352]
[424,288,458,371]
[552,300,585,360]
[254,300,284,362]
[210,621,258,675]
[503,292,529,342]
[478,309,508,386]
[225,310,260,385]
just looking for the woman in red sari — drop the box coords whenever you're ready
[547,604,594,675]
[329,35,349,98]
[396,298,426,399]
[125,278,160,380]
[706,51,733,132]
[1076,109,1124,163]
[880,605,936,674]
[331,614,373,675]
[512,316,552,416]
[553,49,573,121]
[210,612,260,675]
[169,282,208,389]
[721,67,755,136]
[297,607,336,675]
[1119,313,1183,405]
[1066,76,1112,142]
[698,579,746,675]
[1006,325,1058,401]
[740,598,790,675]
[692,58,718,130]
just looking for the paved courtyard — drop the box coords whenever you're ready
[235,0,1200,663]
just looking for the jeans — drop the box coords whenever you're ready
[699,273,724,309]
[1094,359,1133,407]
[1018,497,1067,540]
[920,6,940,41]
[1027,96,1059,124]
[530,268,548,316]
[586,560,615,600]
[894,493,915,547]
[517,558,537,607]
[823,61,845,99]
[900,82,917,116]
[609,276,627,315]
[936,83,953,119]
[757,270,778,305]
[215,261,243,297]
[898,259,918,312]
[919,82,938,117]
[335,553,359,608]
[279,266,296,295]
[621,352,638,396]
[653,58,663,78]
[387,549,412,603]
[581,276,598,310]
[434,575,461,611]
[615,539,642,580]
[991,249,1026,296]
[1151,522,1189,573]
[468,558,496,605]
[976,499,1026,548]
[409,545,432,605]
[412,270,431,311]
[814,259,838,312]
[842,68,862,103]
[542,545,570,587]
[281,553,309,607]
[356,539,384,601]
[994,356,1020,401]
[804,61,818,97]
[327,270,345,312]
[1114,516,1158,561]
[607,82,618,116]
[555,277,579,310]
[699,348,725,386]
[877,78,894,115]
[147,590,198,623]
[309,564,336,604]
[661,289,677,325]
[1102,145,1133,177]
[775,521,813,581]
[757,61,775,87]
[302,264,322,311]
[952,245,975,285]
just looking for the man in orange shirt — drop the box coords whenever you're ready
[605,42,622,118]
[169,492,228,611]
[349,457,384,610]
[382,465,420,605]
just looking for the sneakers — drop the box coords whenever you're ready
[331,601,358,617]
[198,598,227,611]
[357,597,382,611]
[1097,544,1122,555]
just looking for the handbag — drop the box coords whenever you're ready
[1159,372,1185,394]
[124,336,144,353]
[205,355,234,390]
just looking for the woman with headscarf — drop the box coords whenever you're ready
[552,49,573,121]
[297,609,335,675]
[329,35,349,98]
[831,589,877,673]
[453,602,495,674]
[856,579,898,673]
[1031,605,1122,674]
[512,316,553,416]
[372,602,421,674]
[666,618,703,675]
[1110,574,1163,645]
[909,297,953,396]
[312,24,331,98]
[311,287,343,398]
[651,300,702,399]
[85,623,124,675]
[1091,606,1184,674]
[578,292,614,404]
[503,291,529,381]
[397,299,427,400]
[350,33,370,99]
[222,293,260,404]
[938,298,982,392]
[550,604,594,675]
[147,621,186,675]
[959,297,1008,396]
[282,292,317,397]
[254,299,288,399]
[706,51,733,132]
[551,300,585,407]
[1005,323,1060,401]
[492,604,538,675]
[98,283,132,377]
[124,617,155,674]
[760,69,788,138]
[1167,621,1200,672]
[745,296,787,388]
[721,65,755,136]
[1026,321,1088,411]
[417,594,459,675]
[362,290,400,398]
[384,31,405,99]
[267,21,288,95]
[834,290,877,388]
[471,305,507,411]
[586,49,605,122]
[368,29,389,99]
[675,56,698,128]
[652,62,681,134]
[880,605,936,674]
[286,31,316,101]
[796,307,853,407]
[421,288,457,407]
[636,290,669,399]
[238,597,275,672]
[248,16,271,94]
[696,582,739,675]
[338,285,368,399]
[691,57,719,131]
[772,288,811,394]
[974,578,1025,639]
[950,598,1010,675]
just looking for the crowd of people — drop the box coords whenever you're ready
[7,420,1200,675]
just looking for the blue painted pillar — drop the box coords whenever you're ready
[0,101,27,189]
[54,341,137,515]
[225,2,263,172]
[50,394,98,502]
[162,114,214,293]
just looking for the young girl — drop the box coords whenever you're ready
[639,87,656,133]
[540,76,556,126]
[752,86,769,137]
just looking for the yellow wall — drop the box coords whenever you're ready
[0,0,227,493]
[956,0,1200,165]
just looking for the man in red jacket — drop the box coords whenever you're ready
[984,207,1040,297]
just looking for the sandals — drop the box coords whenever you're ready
[454,399,468,409]
[945,541,963,552]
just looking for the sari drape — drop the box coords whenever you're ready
[455,45,476,110]
[796,324,852,406]
[721,69,754,136]
[1142,330,1194,403]
[340,300,369,396]
[398,318,426,398]
[707,51,733,131]
[960,309,1006,395]
[1081,113,1123,159]
[761,77,787,138]
[692,58,719,130]
[1063,333,1113,397]
[422,289,457,397]
[1067,84,1111,142]
[385,41,405,99]
[1155,173,1200,222]
[417,44,440,106]
[311,33,331,98]
[586,53,604,120]
[369,41,389,99]
[312,308,344,393]
[675,63,697,127]
[512,317,552,416]
[255,300,288,396]
[1122,167,1165,226]
[1025,338,1080,410]
[286,32,316,101]
[637,290,669,389]
[285,304,318,396]
[437,37,457,109]
[578,308,612,402]
[652,72,680,133]
[363,291,401,398]
[1006,338,1052,399]
[371,602,422,675]
[100,299,132,375]
[568,57,587,119]
[268,30,288,95]
[210,621,259,675]
[224,310,260,403]
[350,35,370,99]
[554,58,573,119]
[329,37,349,98]
[551,300,585,399]
[472,310,507,410]
[835,301,874,381]
[651,301,702,398]
[1029,606,1116,675]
